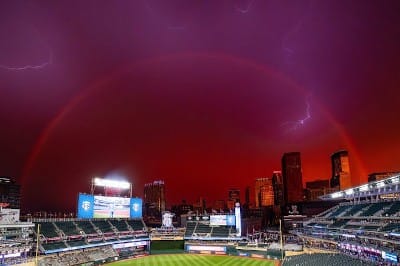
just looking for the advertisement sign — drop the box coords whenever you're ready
[226,215,236,226]
[77,194,94,218]
[130,198,143,218]
[112,241,148,249]
[210,215,236,226]
[210,215,227,226]
[186,245,226,252]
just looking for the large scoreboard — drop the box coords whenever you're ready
[77,193,142,219]
[209,215,236,226]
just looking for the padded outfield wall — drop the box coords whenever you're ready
[184,242,284,260]
[150,240,185,254]
[150,240,283,260]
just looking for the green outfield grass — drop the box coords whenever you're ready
[107,254,276,266]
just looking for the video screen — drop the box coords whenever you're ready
[77,194,142,219]
[210,215,236,226]
[93,195,130,218]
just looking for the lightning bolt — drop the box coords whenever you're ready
[235,0,256,14]
[281,95,312,133]
[280,1,315,135]
[0,51,52,71]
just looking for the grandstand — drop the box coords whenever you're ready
[295,173,400,265]
[33,218,149,254]
[0,207,34,265]
[38,246,119,266]
[283,253,374,266]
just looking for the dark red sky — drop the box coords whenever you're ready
[0,1,399,211]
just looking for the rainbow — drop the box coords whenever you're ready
[21,52,367,186]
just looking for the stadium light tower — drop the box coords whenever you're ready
[91,177,132,197]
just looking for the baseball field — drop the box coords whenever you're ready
[107,254,277,266]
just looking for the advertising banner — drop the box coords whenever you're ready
[77,194,94,218]
[130,198,143,218]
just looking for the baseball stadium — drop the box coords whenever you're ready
[1,174,400,266]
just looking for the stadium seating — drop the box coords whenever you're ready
[343,224,361,230]
[38,246,118,266]
[184,222,196,237]
[110,219,130,232]
[283,253,374,266]
[323,201,400,220]
[326,205,352,218]
[67,239,87,247]
[211,226,230,237]
[358,202,386,216]
[92,220,115,234]
[361,225,380,231]
[41,241,68,251]
[35,218,149,256]
[194,223,212,236]
[343,203,369,216]
[54,221,81,237]
[329,219,348,228]
[35,222,60,239]
[382,201,400,216]
[127,219,146,231]
[380,222,400,232]
[75,220,98,235]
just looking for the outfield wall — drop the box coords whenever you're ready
[150,240,185,254]
[184,242,284,260]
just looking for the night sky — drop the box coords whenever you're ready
[1,1,400,212]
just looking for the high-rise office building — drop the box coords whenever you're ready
[0,177,20,209]
[143,180,165,217]
[255,178,274,207]
[305,179,331,201]
[282,152,304,203]
[330,150,351,190]
[228,189,240,203]
[272,171,284,206]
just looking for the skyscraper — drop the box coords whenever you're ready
[143,180,165,217]
[272,171,284,206]
[330,150,351,190]
[282,152,304,204]
[255,178,274,207]
[228,189,240,202]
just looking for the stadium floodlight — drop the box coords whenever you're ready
[345,189,354,195]
[331,192,343,199]
[93,177,130,189]
[376,181,385,188]
[359,185,369,192]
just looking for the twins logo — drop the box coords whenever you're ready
[132,203,140,212]
[82,201,91,211]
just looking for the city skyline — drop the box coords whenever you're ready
[1,1,400,211]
